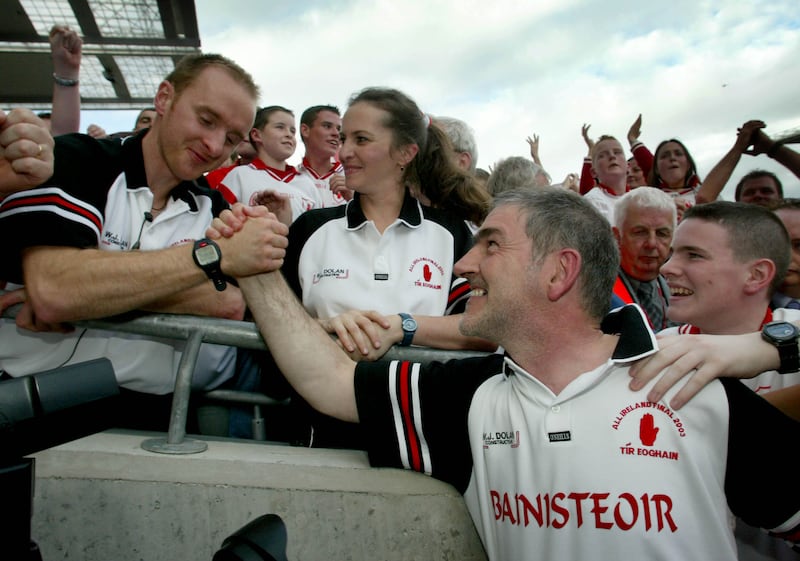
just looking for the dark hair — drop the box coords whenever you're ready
[493,188,619,321]
[348,87,490,224]
[300,105,340,129]
[249,106,294,148]
[166,53,259,101]
[734,169,783,201]
[683,201,790,292]
[253,106,293,131]
[648,138,701,189]
[769,197,800,212]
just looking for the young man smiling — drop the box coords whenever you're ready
[296,104,352,205]
[660,201,800,393]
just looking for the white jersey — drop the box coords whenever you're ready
[283,193,474,319]
[218,158,323,223]
[663,185,699,208]
[354,304,800,560]
[661,307,800,393]
[0,132,235,394]
[296,157,348,208]
[583,185,624,224]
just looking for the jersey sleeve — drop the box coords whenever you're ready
[722,378,800,544]
[354,354,503,493]
[579,158,595,195]
[217,166,245,204]
[0,134,119,283]
[631,142,653,182]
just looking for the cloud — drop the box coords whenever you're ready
[87,0,800,199]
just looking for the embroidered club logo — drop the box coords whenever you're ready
[612,401,685,462]
[409,257,444,290]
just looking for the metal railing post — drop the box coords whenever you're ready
[2,296,491,455]
[141,329,207,454]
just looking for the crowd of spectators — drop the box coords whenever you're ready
[2,23,800,561]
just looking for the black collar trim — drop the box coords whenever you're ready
[346,191,423,229]
[121,130,206,212]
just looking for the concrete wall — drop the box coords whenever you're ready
[31,430,487,561]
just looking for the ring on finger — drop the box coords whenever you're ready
[37,143,44,157]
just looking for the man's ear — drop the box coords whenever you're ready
[612,226,621,245]
[744,258,776,295]
[457,151,472,171]
[547,248,582,302]
[300,123,310,142]
[153,80,174,116]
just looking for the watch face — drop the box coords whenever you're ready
[402,318,417,331]
[195,243,220,266]
[765,321,800,342]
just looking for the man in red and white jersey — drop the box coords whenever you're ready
[583,135,630,224]
[296,105,352,206]
[211,187,800,561]
[660,201,800,394]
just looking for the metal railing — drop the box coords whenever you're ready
[1,301,490,454]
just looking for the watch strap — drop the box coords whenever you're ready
[761,321,800,374]
[775,340,800,374]
[398,312,417,347]
[193,238,227,292]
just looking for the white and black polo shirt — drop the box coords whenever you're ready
[0,132,235,394]
[355,304,800,560]
[0,132,229,282]
[282,192,474,318]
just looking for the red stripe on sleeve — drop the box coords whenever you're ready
[398,361,422,472]
[6,193,102,232]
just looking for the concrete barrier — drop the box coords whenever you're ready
[31,430,487,561]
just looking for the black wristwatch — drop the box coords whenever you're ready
[398,313,418,347]
[192,238,226,291]
[761,321,800,374]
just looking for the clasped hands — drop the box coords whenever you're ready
[207,201,398,361]
[206,200,289,278]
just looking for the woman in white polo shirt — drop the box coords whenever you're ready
[283,88,494,359]
[278,87,496,447]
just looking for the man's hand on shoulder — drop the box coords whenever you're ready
[628,331,780,410]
